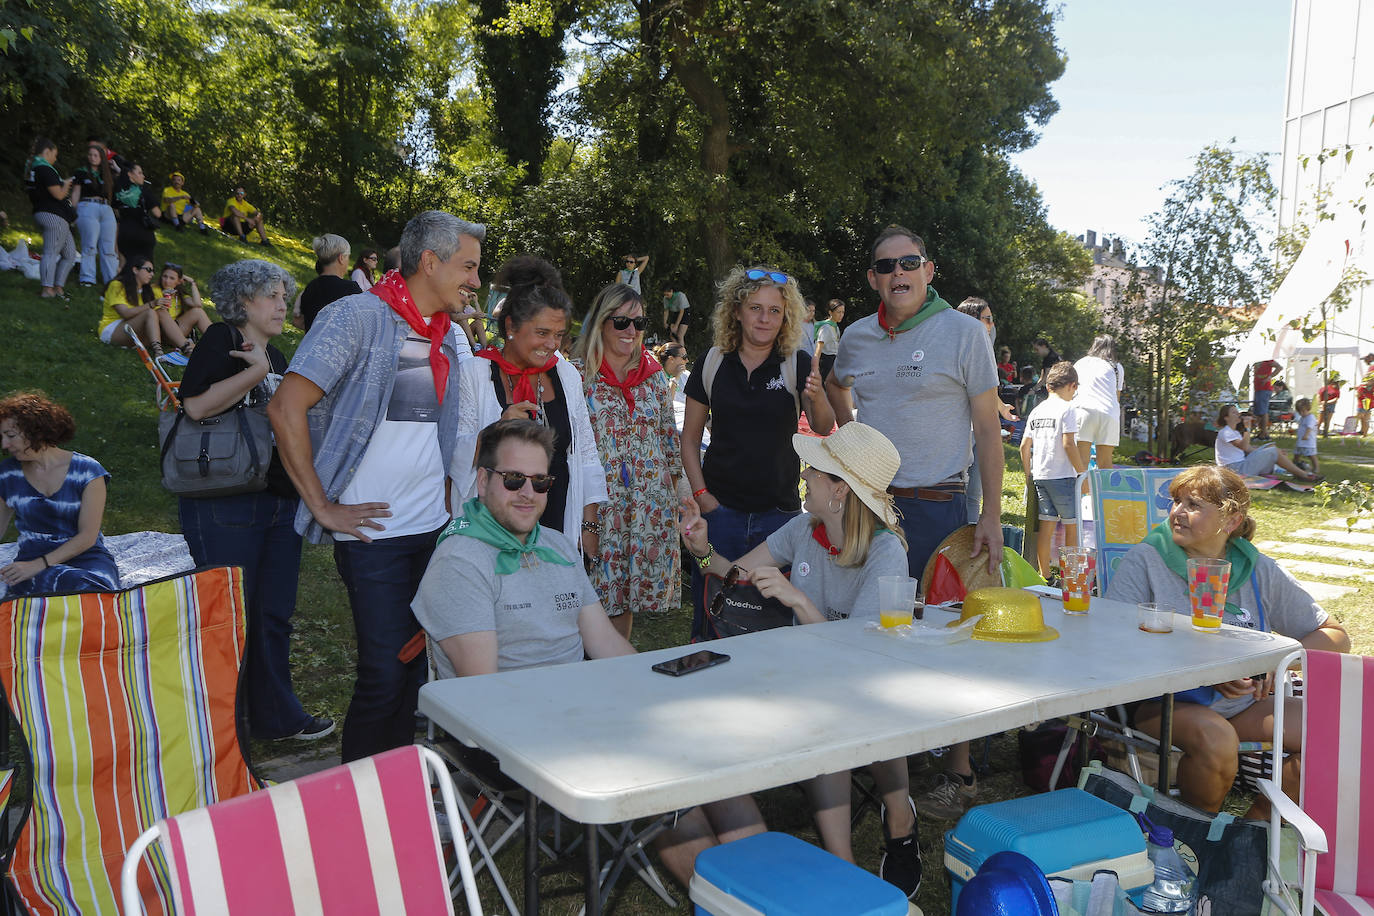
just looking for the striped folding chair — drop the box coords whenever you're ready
[1260,649,1372,916]
[121,745,482,915]
[0,566,264,914]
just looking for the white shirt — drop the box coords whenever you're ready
[1025,396,1081,480]
[1215,426,1246,466]
[1072,356,1122,418]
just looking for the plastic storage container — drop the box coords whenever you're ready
[689,831,909,916]
[944,788,1154,911]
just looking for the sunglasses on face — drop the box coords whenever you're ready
[871,255,928,274]
[708,565,745,619]
[136,264,154,272]
[745,268,790,285]
[606,315,647,331]
[483,467,556,493]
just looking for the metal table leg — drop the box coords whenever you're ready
[525,790,540,913]
[584,822,601,916]
[1157,693,1174,794]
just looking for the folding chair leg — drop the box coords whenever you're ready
[585,818,677,914]
[449,786,520,916]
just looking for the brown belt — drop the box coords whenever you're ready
[886,485,965,502]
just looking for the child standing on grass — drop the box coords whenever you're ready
[1020,362,1089,575]
[1318,375,1341,437]
[1294,397,1319,475]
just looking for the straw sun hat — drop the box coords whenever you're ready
[791,423,900,529]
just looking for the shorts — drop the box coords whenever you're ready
[99,320,125,345]
[1294,445,1317,457]
[1253,389,1273,414]
[1320,403,1335,417]
[1075,407,1120,447]
[1225,443,1279,477]
[1034,477,1078,522]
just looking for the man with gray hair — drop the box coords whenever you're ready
[269,209,484,761]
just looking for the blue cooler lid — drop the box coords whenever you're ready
[693,832,908,916]
[947,788,1144,876]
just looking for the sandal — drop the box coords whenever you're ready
[180,340,195,356]
[151,341,165,358]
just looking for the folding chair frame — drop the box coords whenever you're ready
[126,325,182,412]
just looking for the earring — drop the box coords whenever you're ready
[827,497,843,514]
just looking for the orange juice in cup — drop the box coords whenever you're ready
[878,576,917,629]
[1186,558,1230,632]
[1059,547,1092,615]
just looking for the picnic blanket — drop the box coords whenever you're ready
[0,530,195,599]
[1243,475,1283,490]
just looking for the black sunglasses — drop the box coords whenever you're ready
[483,467,556,494]
[871,255,928,274]
[708,565,745,619]
[745,268,790,285]
[163,262,182,273]
[606,315,647,331]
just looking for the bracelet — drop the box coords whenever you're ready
[581,520,601,534]
[41,555,50,568]
[690,542,714,570]
[692,487,709,498]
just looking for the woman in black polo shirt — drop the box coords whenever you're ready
[681,265,833,639]
[25,137,77,299]
[112,162,160,267]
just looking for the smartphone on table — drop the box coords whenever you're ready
[652,649,731,677]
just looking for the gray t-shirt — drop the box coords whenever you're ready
[765,514,909,622]
[831,308,998,488]
[413,526,600,677]
[1105,542,1328,717]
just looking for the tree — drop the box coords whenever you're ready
[1125,142,1276,457]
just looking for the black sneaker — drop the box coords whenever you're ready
[878,796,923,899]
[288,715,336,741]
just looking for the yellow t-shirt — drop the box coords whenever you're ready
[161,186,192,215]
[100,281,136,333]
[222,197,258,220]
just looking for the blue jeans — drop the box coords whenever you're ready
[893,492,966,586]
[333,527,441,761]
[179,491,308,739]
[690,504,797,640]
[76,200,118,284]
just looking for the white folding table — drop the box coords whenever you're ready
[419,596,1300,914]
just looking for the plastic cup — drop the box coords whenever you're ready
[1058,547,1092,615]
[1137,602,1174,634]
[1186,558,1230,633]
[878,575,918,628]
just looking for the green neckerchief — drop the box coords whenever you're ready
[28,156,53,174]
[877,286,951,339]
[438,498,575,576]
[1142,521,1257,614]
[813,318,838,340]
[114,182,142,208]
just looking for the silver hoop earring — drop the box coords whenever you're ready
[827,497,843,514]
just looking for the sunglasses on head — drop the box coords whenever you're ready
[871,255,928,274]
[483,467,556,494]
[708,565,745,619]
[163,262,182,273]
[745,268,790,285]
[606,315,647,331]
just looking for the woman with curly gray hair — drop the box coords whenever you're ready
[178,258,333,742]
[681,265,833,639]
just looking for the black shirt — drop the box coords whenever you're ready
[26,161,66,217]
[72,166,109,204]
[685,347,810,513]
[490,361,572,533]
[178,322,296,498]
[300,275,362,330]
[113,175,154,222]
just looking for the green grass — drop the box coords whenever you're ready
[3,208,1372,914]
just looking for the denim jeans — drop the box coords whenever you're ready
[179,491,308,739]
[893,491,966,586]
[690,503,798,640]
[75,200,118,284]
[333,527,441,762]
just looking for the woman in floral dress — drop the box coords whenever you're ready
[573,283,683,638]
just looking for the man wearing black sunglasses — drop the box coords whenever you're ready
[825,225,1004,583]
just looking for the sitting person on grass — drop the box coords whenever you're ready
[221,186,271,247]
[99,258,192,358]
[159,172,209,233]
[156,262,213,341]
[1215,405,1319,482]
[1105,465,1349,816]
[412,418,766,889]
[677,421,924,900]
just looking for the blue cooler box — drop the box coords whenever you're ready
[944,788,1153,911]
[690,831,908,916]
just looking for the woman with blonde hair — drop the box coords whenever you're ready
[680,266,833,638]
[571,283,682,637]
[679,422,922,899]
[1106,465,1348,817]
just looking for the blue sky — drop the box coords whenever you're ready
[1011,0,1293,247]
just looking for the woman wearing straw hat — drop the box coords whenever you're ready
[678,421,923,900]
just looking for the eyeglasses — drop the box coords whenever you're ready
[483,467,556,493]
[135,264,154,272]
[708,565,745,619]
[979,312,994,325]
[745,268,790,285]
[606,315,647,331]
[871,255,928,274]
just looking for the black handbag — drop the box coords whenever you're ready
[698,569,795,640]
[159,404,272,498]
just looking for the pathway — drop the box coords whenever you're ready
[1245,516,1374,602]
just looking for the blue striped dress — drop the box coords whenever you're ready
[0,453,119,596]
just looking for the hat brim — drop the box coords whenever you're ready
[792,432,900,529]
[956,851,1058,916]
[920,525,1004,594]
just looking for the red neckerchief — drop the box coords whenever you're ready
[811,523,840,557]
[371,270,451,402]
[598,349,661,415]
[477,347,558,405]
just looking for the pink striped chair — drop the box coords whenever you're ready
[120,744,483,915]
[1260,648,1371,916]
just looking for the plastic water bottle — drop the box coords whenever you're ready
[1137,815,1198,914]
